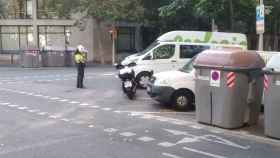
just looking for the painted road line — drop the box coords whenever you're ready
[59,99,68,102]
[61,118,70,122]
[69,101,80,104]
[162,153,183,158]
[88,125,94,128]
[90,106,100,109]
[37,112,48,116]
[34,94,43,97]
[183,147,227,158]
[28,109,40,113]
[137,137,155,142]
[104,128,118,133]
[50,97,60,100]
[102,108,112,111]
[18,106,29,110]
[119,132,136,137]
[79,103,90,106]
[190,125,204,129]
[157,142,175,148]
[0,103,10,105]
[8,104,19,108]
[49,115,61,119]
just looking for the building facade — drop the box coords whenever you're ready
[0,0,145,64]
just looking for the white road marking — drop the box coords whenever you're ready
[164,129,250,150]
[158,142,175,148]
[90,106,100,109]
[59,99,68,102]
[0,103,10,105]
[61,118,70,122]
[43,96,50,99]
[69,101,80,104]
[38,112,48,116]
[8,104,19,108]
[79,103,90,106]
[104,128,118,133]
[49,115,61,119]
[102,108,112,111]
[119,132,136,137]
[27,93,34,95]
[162,153,183,158]
[28,109,40,113]
[137,137,155,142]
[183,147,227,158]
[50,97,60,100]
[190,125,203,129]
[18,107,29,110]
[88,125,94,128]
[102,73,115,76]
[34,94,43,97]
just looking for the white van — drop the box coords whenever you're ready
[119,31,247,88]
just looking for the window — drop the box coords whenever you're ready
[180,45,210,59]
[153,45,175,60]
[38,26,71,49]
[0,0,33,19]
[117,27,136,53]
[0,26,33,51]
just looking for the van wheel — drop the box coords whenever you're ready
[136,72,151,89]
[172,91,194,111]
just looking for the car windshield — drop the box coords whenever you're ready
[179,59,195,73]
[137,41,159,56]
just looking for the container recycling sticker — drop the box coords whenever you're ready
[210,70,221,87]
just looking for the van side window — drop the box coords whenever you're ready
[180,45,210,58]
[153,44,175,60]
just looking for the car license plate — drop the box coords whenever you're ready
[147,86,151,92]
[124,81,132,88]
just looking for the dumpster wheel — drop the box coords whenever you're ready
[172,90,194,111]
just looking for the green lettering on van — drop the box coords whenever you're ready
[203,32,213,43]
[211,41,218,44]
[194,39,203,43]
[220,40,229,44]
[174,36,183,42]
[184,39,192,42]
[240,41,247,46]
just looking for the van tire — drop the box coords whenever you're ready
[172,90,194,111]
[136,71,151,89]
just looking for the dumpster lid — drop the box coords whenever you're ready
[266,54,280,72]
[193,49,265,71]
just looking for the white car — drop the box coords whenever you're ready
[147,58,196,111]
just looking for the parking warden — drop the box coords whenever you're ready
[74,45,86,88]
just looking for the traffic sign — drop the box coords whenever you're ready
[210,70,221,87]
[256,5,265,34]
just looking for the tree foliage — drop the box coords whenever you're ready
[80,0,144,22]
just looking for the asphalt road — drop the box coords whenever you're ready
[0,66,279,158]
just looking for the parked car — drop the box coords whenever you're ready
[147,57,196,111]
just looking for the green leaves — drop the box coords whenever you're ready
[80,0,144,22]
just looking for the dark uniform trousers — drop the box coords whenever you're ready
[77,63,85,88]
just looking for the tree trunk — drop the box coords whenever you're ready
[273,18,279,51]
[96,19,105,64]
[228,0,234,31]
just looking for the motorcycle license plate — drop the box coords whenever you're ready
[124,81,132,88]
[147,86,151,92]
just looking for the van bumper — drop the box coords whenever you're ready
[147,83,175,104]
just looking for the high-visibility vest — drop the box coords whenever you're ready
[75,53,85,64]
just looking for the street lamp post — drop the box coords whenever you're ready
[258,0,264,51]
